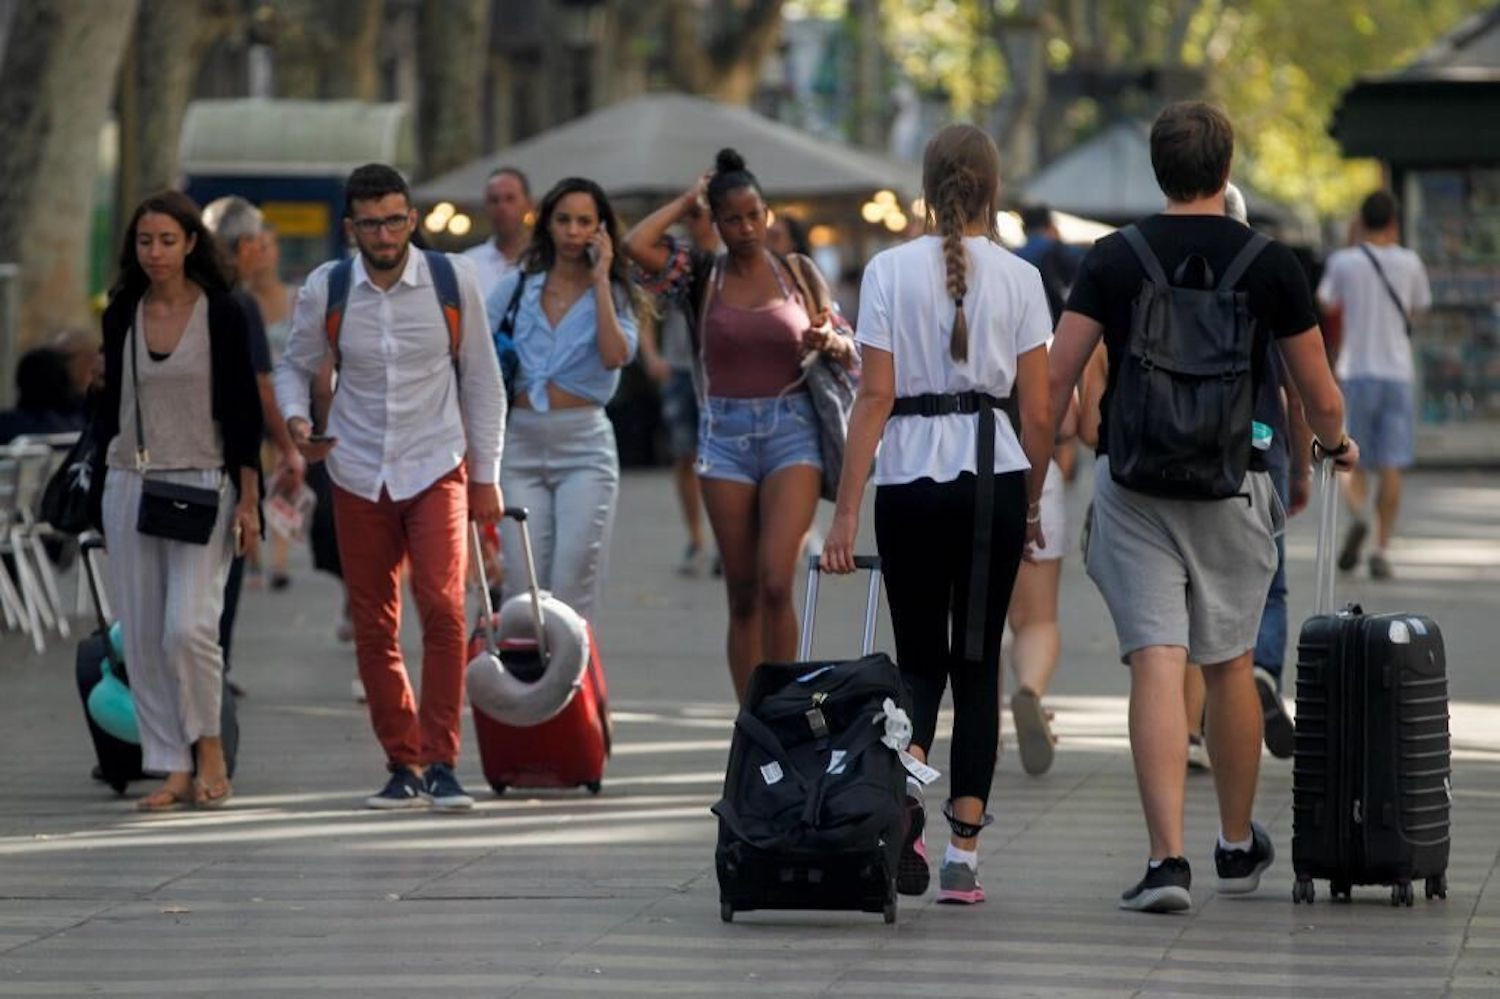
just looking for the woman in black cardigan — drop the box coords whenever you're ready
[90,191,262,810]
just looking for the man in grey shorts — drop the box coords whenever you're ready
[1048,102,1359,913]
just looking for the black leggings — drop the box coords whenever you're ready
[875,471,1027,806]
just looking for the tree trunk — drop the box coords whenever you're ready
[324,0,383,99]
[992,0,1047,182]
[116,0,238,230]
[665,0,785,104]
[0,0,138,361]
[848,0,884,149]
[417,0,489,177]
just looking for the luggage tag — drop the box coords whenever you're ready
[898,750,941,786]
[760,762,784,785]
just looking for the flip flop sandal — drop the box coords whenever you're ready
[136,787,191,812]
[1011,687,1055,777]
[194,779,233,810]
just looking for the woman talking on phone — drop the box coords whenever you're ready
[90,191,263,811]
[484,177,641,620]
[624,150,855,701]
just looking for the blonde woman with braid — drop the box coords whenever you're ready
[823,125,1052,904]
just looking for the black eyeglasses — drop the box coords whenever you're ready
[351,214,411,235]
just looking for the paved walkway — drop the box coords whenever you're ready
[1,461,1498,997]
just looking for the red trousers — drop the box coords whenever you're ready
[333,466,468,769]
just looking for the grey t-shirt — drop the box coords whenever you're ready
[106,296,224,471]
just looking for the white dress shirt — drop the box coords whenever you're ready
[460,239,522,301]
[274,250,506,502]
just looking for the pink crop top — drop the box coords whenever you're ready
[701,278,811,399]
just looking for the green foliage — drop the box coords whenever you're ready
[860,0,1495,217]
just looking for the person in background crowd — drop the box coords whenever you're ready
[624,150,855,702]
[51,328,104,410]
[1226,182,1310,759]
[1318,189,1431,581]
[464,167,533,300]
[824,124,1052,905]
[90,190,263,811]
[202,197,305,699]
[484,177,640,622]
[246,223,296,356]
[275,164,505,812]
[0,347,86,443]
[1048,102,1356,913]
[637,199,719,576]
[767,212,811,259]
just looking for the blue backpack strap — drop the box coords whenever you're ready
[322,258,354,370]
[423,250,463,377]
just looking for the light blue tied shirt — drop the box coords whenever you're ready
[485,271,639,412]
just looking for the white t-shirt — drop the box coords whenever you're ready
[1317,243,1431,382]
[460,239,522,301]
[856,235,1051,486]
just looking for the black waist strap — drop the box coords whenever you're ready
[892,392,1005,662]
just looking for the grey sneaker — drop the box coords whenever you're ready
[1369,551,1393,580]
[1011,687,1055,776]
[935,859,985,904]
[1255,668,1295,760]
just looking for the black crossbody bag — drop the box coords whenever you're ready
[130,320,221,544]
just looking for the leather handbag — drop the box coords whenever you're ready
[128,321,221,545]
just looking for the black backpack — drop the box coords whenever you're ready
[1106,225,1270,500]
[713,654,906,858]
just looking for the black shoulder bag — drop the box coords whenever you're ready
[130,320,222,544]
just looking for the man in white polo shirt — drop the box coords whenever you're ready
[1318,190,1431,580]
[461,167,532,299]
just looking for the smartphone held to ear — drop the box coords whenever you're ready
[585,243,600,268]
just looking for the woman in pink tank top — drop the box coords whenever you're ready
[625,149,855,701]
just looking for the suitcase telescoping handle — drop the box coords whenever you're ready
[471,508,548,662]
[79,532,112,634]
[798,554,882,661]
[1312,458,1339,617]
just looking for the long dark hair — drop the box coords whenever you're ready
[111,190,229,302]
[520,177,649,317]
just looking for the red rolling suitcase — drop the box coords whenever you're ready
[468,509,611,796]
[1291,460,1451,906]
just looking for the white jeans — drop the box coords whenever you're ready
[101,468,234,773]
[499,407,619,622]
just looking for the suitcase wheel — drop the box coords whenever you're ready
[1390,881,1414,907]
[720,900,734,923]
[1331,880,1352,903]
[489,781,507,796]
[1292,878,1315,905]
[1425,874,1448,901]
[586,781,602,795]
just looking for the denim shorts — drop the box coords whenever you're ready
[697,393,823,485]
[1342,376,1414,470]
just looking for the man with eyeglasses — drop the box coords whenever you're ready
[274,164,506,811]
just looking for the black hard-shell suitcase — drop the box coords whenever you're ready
[1291,462,1451,906]
[714,556,906,925]
[73,535,239,792]
[75,535,145,793]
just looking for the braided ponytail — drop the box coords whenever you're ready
[936,172,974,362]
[921,125,1002,365]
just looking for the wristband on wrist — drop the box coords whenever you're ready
[1312,433,1351,460]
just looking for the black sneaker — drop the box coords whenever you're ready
[1337,520,1368,572]
[1215,821,1275,895]
[1255,668,1295,760]
[365,768,426,810]
[1119,857,1192,913]
[423,762,475,812]
[896,793,930,896]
